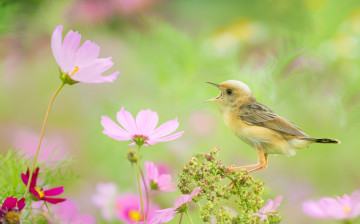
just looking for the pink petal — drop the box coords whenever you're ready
[101,115,132,140]
[60,30,82,73]
[42,197,66,204]
[158,175,176,192]
[51,25,63,67]
[92,71,119,83]
[150,118,179,139]
[43,186,64,196]
[116,108,137,134]
[72,57,116,83]
[149,131,184,144]
[302,200,329,219]
[144,161,159,180]
[150,208,178,224]
[136,109,159,135]
[74,40,100,67]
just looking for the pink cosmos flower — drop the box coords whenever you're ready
[92,182,119,221]
[302,190,360,220]
[21,167,66,204]
[150,187,201,224]
[51,24,119,84]
[101,108,184,146]
[115,193,158,223]
[52,200,95,224]
[144,161,176,192]
[0,197,25,224]
[255,195,283,221]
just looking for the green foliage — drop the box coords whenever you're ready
[178,148,269,223]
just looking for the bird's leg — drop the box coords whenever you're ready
[247,151,268,173]
[227,148,268,173]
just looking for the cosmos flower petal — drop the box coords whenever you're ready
[101,115,131,139]
[302,200,329,219]
[43,186,64,196]
[61,30,82,72]
[150,131,184,144]
[150,208,178,224]
[72,214,96,224]
[42,197,67,204]
[51,25,63,66]
[158,175,176,192]
[17,198,26,211]
[145,161,159,180]
[1,197,17,211]
[136,109,159,135]
[75,40,100,67]
[116,107,137,134]
[91,71,120,83]
[174,187,200,207]
[150,118,179,139]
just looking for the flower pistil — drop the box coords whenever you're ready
[34,186,45,198]
[70,66,80,76]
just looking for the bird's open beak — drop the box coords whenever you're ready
[204,82,221,103]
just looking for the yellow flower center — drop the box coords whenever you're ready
[70,66,79,76]
[5,211,20,224]
[34,186,45,198]
[344,205,351,214]
[128,210,143,221]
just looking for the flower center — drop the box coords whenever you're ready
[128,210,143,221]
[34,186,45,198]
[344,205,351,214]
[132,135,149,146]
[150,180,159,190]
[70,66,79,76]
[4,211,20,224]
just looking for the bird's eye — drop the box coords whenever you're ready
[226,89,233,95]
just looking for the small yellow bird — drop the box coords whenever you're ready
[205,80,340,173]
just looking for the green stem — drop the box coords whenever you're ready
[24,82,65,198]
[136,146,145,221]
[139,166,150,220]
[44,201,54,222]
[185,211,194,224]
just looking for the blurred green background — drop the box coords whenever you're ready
[1,0,360,223]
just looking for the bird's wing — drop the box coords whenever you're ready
[239,101,308,137]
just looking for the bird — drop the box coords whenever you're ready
[204,80,340,173]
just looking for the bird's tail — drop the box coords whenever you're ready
[303,138,341,144]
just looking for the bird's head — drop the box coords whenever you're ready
[204,80,254,108]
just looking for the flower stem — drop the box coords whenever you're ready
[139,166,150,220]
[136,146,146,221]
[24,82,65,198]
[179,213,183,224]
[185,211,194,224]
[44,201,54,221]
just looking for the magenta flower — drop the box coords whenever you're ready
[115,193,158,223]
[150,187,200,224]
[255,195,283,221]
[302,190,360,220]
[51,24,119,84]
[144,161,176,192]
[21,167,66,204]
[101,108,184,146]
[0,197,25,224]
